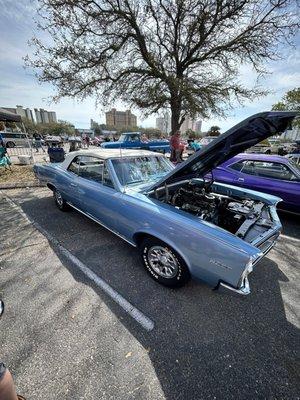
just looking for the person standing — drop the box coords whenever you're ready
[170,130,184,163]
[33,133,45,153]
[0,121,5,147]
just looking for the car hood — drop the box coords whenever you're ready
[148,111,298,191]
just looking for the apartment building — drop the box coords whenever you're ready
[105,108,137,128]
[34,108,57,124]
[156,111,171,134]
[2,105,35,123]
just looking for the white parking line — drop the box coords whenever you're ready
[2,193,155,332]
[280,234,300,243]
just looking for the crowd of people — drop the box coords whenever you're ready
[0,122,204,170]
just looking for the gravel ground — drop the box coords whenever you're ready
[0,165,36,185]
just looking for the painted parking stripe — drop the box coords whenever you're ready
[3,193,155,332]
[280,234,300,243]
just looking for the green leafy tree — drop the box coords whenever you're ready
[140,127,162,138]
[185,129,197,139]
[272,88,300,127]
[22,118,37,134]
[94,126,102,135]
[38,120,75,136]
[208,126,221,136]
[27,0,299,133]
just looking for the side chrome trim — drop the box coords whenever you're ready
[67,203,137,247]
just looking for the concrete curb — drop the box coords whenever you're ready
[0,181,44,189]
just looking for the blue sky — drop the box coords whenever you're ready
[0,0,299,131]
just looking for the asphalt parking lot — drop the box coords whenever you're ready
[1,187,299,400]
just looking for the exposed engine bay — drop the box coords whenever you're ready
[151,181,274,240]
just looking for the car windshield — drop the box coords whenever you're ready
[118,134,140,142]
[289,158,300,173]
[112,156,174,186]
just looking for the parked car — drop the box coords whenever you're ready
[45,135,62,145]
[199,136,218,146]
[212,153,300,214]
[34,111,297,295]
[247,143,272,154]
[0,131,30,148]
[101,132,170,153]
[286,153,300,165]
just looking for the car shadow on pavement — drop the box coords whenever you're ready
[9,191,300,399]
[278,210,300,240]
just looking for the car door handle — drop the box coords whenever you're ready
[237,178,244,182]
[70,182,77,187]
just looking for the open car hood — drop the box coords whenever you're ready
[148,111,298,191]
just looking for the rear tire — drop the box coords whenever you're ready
[140,238,190,287]
[53,189,70,211]
[6,141,15,148]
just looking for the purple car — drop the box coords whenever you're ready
[212,154,300,214]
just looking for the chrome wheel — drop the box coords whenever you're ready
[55,190,63,207]
[147,246,179,278]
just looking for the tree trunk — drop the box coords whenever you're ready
[170,93,182,135]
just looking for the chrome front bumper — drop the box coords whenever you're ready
[217,234,279,296]
[219,276,250,295]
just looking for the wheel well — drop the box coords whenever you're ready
[133,232,157,247]
[133,232,191,272]
[47,183,55,192]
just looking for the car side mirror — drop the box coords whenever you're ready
[0,300,4,318]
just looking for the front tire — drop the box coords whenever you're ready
[140,238,190,287]
[6,141,15,148]
[53,189,70,211]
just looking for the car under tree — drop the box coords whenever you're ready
[34,112,298,295]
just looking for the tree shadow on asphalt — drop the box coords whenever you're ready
[9,192,300,400]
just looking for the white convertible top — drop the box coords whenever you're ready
[61,148,161,169]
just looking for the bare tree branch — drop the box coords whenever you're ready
[26,0,299,132]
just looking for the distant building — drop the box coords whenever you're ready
[156,111,171,134]
[34,108,57,124]
[2,105,57,124]
[2,105,35,123]
[106,108,137,128]
[194,120,202,133]
[180,116,197,134]
[282,126,300,140]
[90,119,97,130]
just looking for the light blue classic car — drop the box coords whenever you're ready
[34,112,298,295]
[101,132,170,153]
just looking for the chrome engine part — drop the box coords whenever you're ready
[169,183,265,236]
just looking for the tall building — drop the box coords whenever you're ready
[34,108,42,124]
[34,108,57,124]
[105,108,137,128]
[2,105,57,124]
[2,105,34,123]
[194,120,202,133]
[282,125,300,140]
[180,115,197,134]
[48,111,57,123]
[156,111,171,134]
